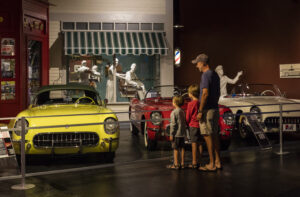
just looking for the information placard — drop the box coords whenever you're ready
[0,125,19,177]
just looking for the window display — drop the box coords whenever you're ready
[1,59,15,78]
[1,81,15,100]
[1,38,15,56]
[27,40,42,105]
[67,55,158,103]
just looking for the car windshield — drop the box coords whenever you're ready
[229,84,282,97]
[145,86,186,99]
[34,89,100,106]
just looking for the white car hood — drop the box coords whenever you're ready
[219,96,300,116]
[219,96,298,107]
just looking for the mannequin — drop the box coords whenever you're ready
[105,63,115,102]
[76,60,90,83]
[215,65,243,97]
[116,63,146,99]
[87,65,100,88]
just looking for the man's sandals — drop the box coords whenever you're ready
[198,165,217,172]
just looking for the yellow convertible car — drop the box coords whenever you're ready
[9,84,119,159]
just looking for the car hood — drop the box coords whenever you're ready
[219,96,297,107]
[13,104,116,127]
[219,96,300,115]
[26,104,107,116]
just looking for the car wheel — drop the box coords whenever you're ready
[103,152,115,163]
[130,121,139,135]
[220,139,231,150]
[144,122,157,151]
[129,108,139,135]
[239,117,251,139]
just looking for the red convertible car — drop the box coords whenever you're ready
[129,86,234,151]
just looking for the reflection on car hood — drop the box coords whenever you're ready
[11,104,117,129]
[27,104,108,117]
[219,96,298,107]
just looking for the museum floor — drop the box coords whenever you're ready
[0,127,300,197]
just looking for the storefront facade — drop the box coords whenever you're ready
[0,0,49,120]
[49,0,174,107]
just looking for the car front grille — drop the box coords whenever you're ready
[264,117,300,130]
[33,132,99,148]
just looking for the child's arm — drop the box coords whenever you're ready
[170,111,177,138]
[186,103,192,126]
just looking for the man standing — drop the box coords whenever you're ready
[192,53,221,171]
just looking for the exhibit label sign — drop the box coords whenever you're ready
[280,63,300,78]
[0,125,19,177]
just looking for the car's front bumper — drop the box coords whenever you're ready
[12,130,119,155]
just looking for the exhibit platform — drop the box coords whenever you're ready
[0,130,300,197]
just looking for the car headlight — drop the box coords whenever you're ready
[223,111,235,126]
[104,118,118,134]
[14,118,29,136]
[250,106,262,122]
[151,111,162,125]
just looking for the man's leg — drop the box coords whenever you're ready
[213,134,221,167]
[203,135,214,169]
[212,110,221,168]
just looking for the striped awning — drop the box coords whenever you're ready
[64,31,168,56]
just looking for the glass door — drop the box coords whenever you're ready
[27,40,42,105]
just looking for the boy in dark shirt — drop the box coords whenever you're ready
[186,84,203,168]
[167,95,186,170]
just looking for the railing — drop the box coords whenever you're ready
[0,102,299,190]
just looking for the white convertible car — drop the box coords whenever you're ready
[219,84,300,139]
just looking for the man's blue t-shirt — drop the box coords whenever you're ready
[199,69,220,109]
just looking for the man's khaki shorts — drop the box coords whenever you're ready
[199,109,219,136]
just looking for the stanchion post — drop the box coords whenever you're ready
[275,103,289,155]
[279,103,283,154]
[11,117,35,190]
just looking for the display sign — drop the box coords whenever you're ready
[0,125,19,177]
[280,64,300,78]
[1,81,15,100]
[283,124,296,132]
[1,59,15,78]
[1,38,15,56]
[0,129,15,157]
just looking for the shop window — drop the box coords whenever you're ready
[67,55,159,103]
[115,23,127,30]
[102,23,114,30]
[153,23,164,31]
[89,22,101,30]
[27,40,42,105]
[141,23,152,30]
[63,22,75,30]
[76,22,88,30]
[128,23,139,30]
[1,38,16,101]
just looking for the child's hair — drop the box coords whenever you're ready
[188,84,200,98]
[173,95,184,107]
